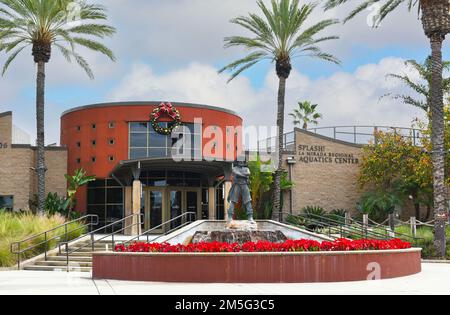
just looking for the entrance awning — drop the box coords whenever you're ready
[110,157,233,186]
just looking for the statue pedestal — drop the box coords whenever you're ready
[226,220,258,231]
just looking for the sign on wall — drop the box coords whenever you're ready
[297,144,359,165]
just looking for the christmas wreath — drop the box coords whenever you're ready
[150,102,182,135]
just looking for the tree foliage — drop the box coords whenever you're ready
[0,0,116,77]
[384,57,450,112]
[290,100,323,129]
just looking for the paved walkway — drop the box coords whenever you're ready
[0,263,449,295]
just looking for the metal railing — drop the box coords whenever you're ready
[10,214,99,269]
[308,126,425,146]
[59,213,142,271]
[257,125,426,153]
[117,212,197,248]
[281,212,422,246]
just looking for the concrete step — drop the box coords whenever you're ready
[65,243,116,249]
[65,248,112,254]
[57,252,95,257]
[47,255,92,262]
[23,265,92,272]
[34,260,92,267]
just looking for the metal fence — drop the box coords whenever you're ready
[257,126,426,153]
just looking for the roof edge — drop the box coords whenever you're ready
[61,101,241,118]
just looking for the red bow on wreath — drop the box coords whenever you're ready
[154,102,177,120]
[151,102,182,135]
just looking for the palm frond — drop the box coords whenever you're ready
[220,0,340,81]
[0,0,115,76]
[2,44,27,75]
[323,0,416,25]
[71,37,116,61]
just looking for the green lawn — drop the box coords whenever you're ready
[0,211,86,267]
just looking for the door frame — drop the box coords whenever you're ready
[144,187,202,234]
[144,187,167,234]
[167,187,202,226]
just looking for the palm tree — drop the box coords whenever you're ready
[0,0,116,215]
[324,0,450,257]
[385,57,450,112]
[219,0,340,220]
[290,100,323,129]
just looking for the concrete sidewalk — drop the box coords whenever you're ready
[0,263,449,295]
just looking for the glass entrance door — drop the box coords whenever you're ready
[145,188,165,234]
[145,188,201,234]
[185,190,200,220]
[169,190,183,229]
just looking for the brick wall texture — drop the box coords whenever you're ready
[0,113,67,211]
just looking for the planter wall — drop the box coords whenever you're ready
[93,249,422,283]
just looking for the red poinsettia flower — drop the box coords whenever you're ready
[114,239,411,253]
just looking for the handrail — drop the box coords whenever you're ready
[10,214,98,269]
[281,212,422,245]
[59,213,142,271]
[302,212,420,242]
[118,212,197,248]
[282,212,386,240]
[258,125,426,151]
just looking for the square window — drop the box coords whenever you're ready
[87,188,106,204]
[149,133,167,147]
[107,188,123,204]
[109,139,115,146]
[148,148,167,158]
[130,133,147,147]
[109,122,116,129]
[91,140,97,146]
[130,122,148,133]
[0,196,14,210]
[108,156,115,162]
[130,148,147,159]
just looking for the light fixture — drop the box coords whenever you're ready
[286,156,297,165]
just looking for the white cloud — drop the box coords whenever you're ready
[109,57,427,143]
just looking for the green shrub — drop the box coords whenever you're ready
[357,190,402,223]
[0,212,86,267]
[302,206,326,218]
[328,209,347,225]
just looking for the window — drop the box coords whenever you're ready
[0,196,13,210]
[109,122,116,129]
[129,122,202,159]
[76,126,81,132]
[91,140,96,146]
[140,170,203,187]
[109,139,115,146]
[91,123,96,129]
[76,158,81,164]
[91,157,96,163]
[76,142,81,148]
[87,179,123,232]
[108,156,115,162]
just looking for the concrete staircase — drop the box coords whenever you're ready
[23,240,115,272]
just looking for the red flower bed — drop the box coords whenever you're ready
[115,238,411,253]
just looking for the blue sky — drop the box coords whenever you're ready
[0,0,449,145]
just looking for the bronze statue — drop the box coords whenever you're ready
[227,161,254,222]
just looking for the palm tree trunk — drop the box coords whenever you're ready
[36,61,46,215]
[429,33,447,257]
[271,76,286,221]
